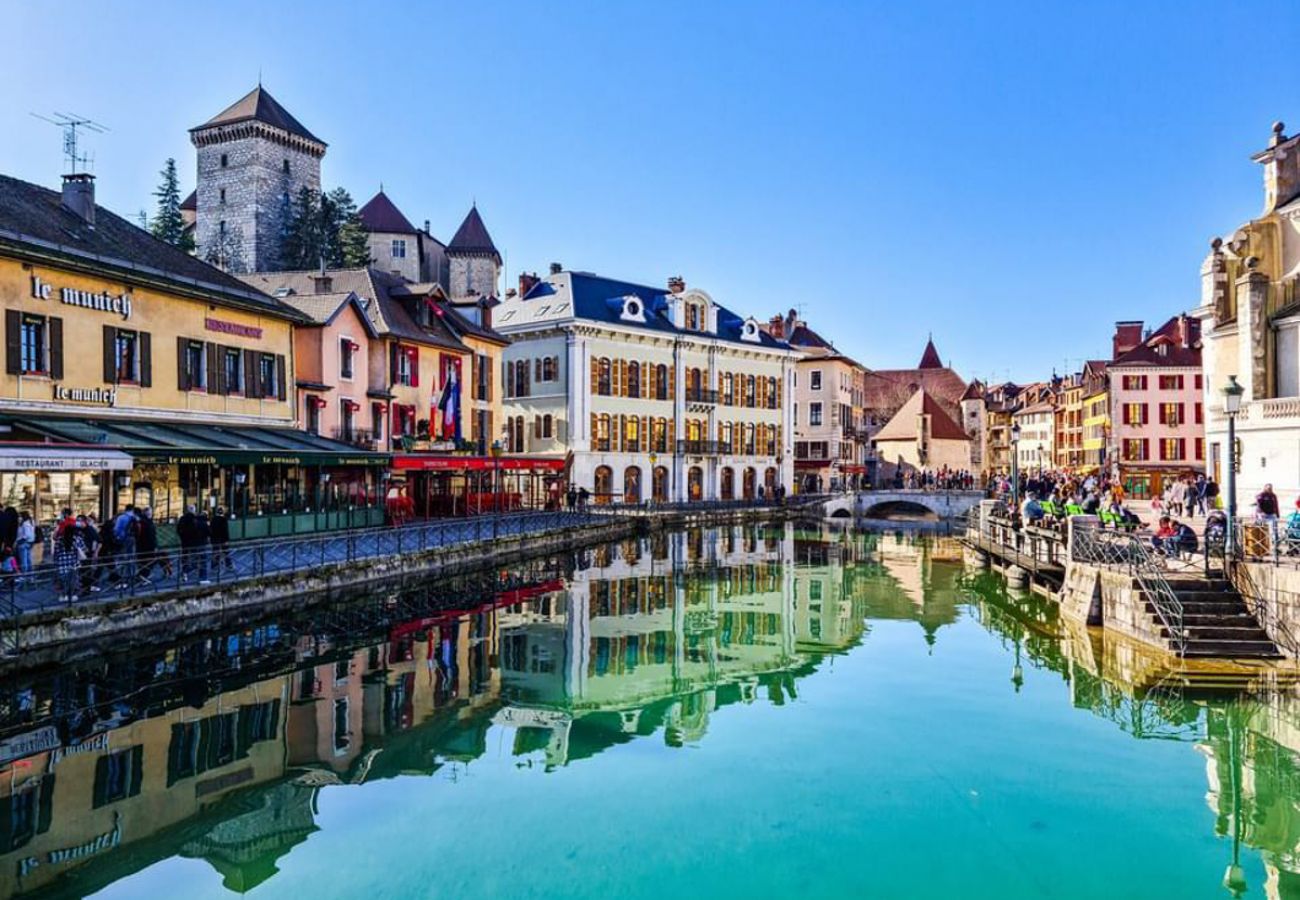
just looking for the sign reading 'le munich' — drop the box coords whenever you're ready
[30,274,132,320]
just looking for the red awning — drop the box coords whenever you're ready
[308,396,327,409]
[344,400,361,411]
[391,455,566,472]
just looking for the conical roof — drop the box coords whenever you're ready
[192,86,324,145]
[447,205,500,260]
[918,337,943,369]
[358,190,416,234]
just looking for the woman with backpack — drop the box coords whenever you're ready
[53,521,86,603]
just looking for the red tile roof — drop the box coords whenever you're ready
[358,190,417,234]
[874,389,970,442]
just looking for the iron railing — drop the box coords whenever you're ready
[1070,524,1187,654]
[0,510,605,624]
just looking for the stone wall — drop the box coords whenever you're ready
[1059,561,1167,648]
[449,255,499,299]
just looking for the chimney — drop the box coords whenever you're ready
[313,274,333,294]
[667,276,686,294]
[1112,321,1144,359]
[61,173,96,226]
[423,219,430,234]
[768,315,785,339]
[549,262,563,275]
[519,271,540,297]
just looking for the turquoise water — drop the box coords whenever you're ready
[0,525,1292,898]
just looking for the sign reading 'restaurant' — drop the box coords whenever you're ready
[31,274,132,320]
[205,317,263,339]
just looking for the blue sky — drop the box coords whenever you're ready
[4,1,1298,382]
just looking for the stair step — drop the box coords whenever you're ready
[1170,590,1239,603]
[1179,639,1282,658]
[1147,601,1247,615]
[1182,613,1260,626]
[1165,625,1272,641]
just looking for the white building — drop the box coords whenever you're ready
[1196,121,1300,504]
[1013,401,1056,475]
[493,271,799,502]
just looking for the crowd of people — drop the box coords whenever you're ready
[0,503,235,602]
[893,467,979,491]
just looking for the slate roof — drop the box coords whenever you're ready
[787,323,834,350]
[508,271,793,351]
[358,190,417,234]
[192,86,324,145]
[865,366,968,413]
[447,206,500,260]
[237,268,466,351]
[180,190,196,211]
[0,173,300,319]
[276,290,378,337]
[874,389,970,442]
[1109,315,1202,368]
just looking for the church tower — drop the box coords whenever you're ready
[446,205,501,299]
[190,86,326,273]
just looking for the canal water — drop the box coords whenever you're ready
[0,524,1296,899]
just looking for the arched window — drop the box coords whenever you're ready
[688,466,704,501]
[653,466,669,502]
[743,468,757,500]
[594,466,613,505]
[506,361,515,398]
[624,466,642,503]
[720,467,735,501]
[723,373,734,405]
[744,423,756,455]
[745,375,756,407]
[598,358,612,396]
[596,414,611,451]
[625,415,640,452]
[764,467,778,492]
[627,361,641,398]
[766,376,777,408]
[655,364,669,400]
[543,414,553,439]
[721,422,733,451]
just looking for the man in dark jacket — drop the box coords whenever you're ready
[210,507,232,572]
[193,510,212,584]
[177,506,198,582]
[0,506,18,553]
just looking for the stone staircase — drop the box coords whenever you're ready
[1147,578,1283,659]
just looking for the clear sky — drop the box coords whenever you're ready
[4,1,1298,383]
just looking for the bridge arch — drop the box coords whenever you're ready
[860,500,940,521]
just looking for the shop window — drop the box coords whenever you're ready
[224,348,243,394]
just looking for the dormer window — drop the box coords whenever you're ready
[619,296,646,323]
[741,318,761,343]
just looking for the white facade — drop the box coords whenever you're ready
[1013,405,1055,474]
[494,273,798,503]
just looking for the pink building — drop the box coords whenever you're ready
[1108,315,1204,499]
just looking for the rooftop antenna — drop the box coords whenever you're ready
[30,111,108,174]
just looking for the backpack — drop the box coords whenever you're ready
[113,513,134,542]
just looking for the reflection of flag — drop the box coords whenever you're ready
[437,359,461,441]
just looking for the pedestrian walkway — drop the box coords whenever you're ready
[2,511,604,618]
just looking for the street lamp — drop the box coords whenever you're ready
[1010,422,1022,512]
[1223,376,1244,557]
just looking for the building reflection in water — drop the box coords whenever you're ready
[6,525,1300,897]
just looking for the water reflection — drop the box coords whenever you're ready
[3,525,1300,897]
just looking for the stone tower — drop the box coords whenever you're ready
[190,86,326,273]
[446,205,501,299]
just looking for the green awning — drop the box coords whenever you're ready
[2,415,392,467]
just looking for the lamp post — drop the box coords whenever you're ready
[1010,422,1022,512]
[490,440,503,539]
[1223,376,1244,557]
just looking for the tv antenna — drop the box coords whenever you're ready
[30,111,108,174]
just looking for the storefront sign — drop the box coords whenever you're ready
[0,447,132,472]
[18,813,122,878]
[391,455,566,472]
[31,274,132,320]
[0,726,59,767]
[52,385,116,407]
[205,317,263,339]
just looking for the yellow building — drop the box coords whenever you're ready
[1080,360,1111,475]
[0,172,387,533]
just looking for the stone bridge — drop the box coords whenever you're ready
[820,489,985,520]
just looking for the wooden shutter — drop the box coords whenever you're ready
[207,343,220,393]
[534,416,541,439]
[215,345,227,395]
[641,416,648,452]
[4,310,18,375]
[1141,404,1149,425]
[178,337,190,390]
[410,347,420,387]
[277,355,287,400]
[139,331,151,387]
[103,326,117,384]
[535,358,542,381]
[48,317,63,380]
[612,360,621,396]
[648,363,657,399]
[244,348,259,398]
[591,413,598,447]
[668,367,675,400]
[590,357,598,395]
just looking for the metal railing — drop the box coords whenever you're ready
[1225,555,1300,659]
[0,510,607,624]
[1070,524,1187,654]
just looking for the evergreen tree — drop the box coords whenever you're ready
[280,186,372,270]
[150,158,194,251]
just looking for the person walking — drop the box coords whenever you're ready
[177,505,199,582]
[78,515,102,595]
[194,509,212,584]
[53,520,85,603]
[210,506,232,573]
[14,512,35,582]
[112,505,138,588]
[135,507,165,584]
[0,506,18,556]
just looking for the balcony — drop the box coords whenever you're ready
[331,427,381,451]
[677,439,732,456]
[686,388,719,410]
